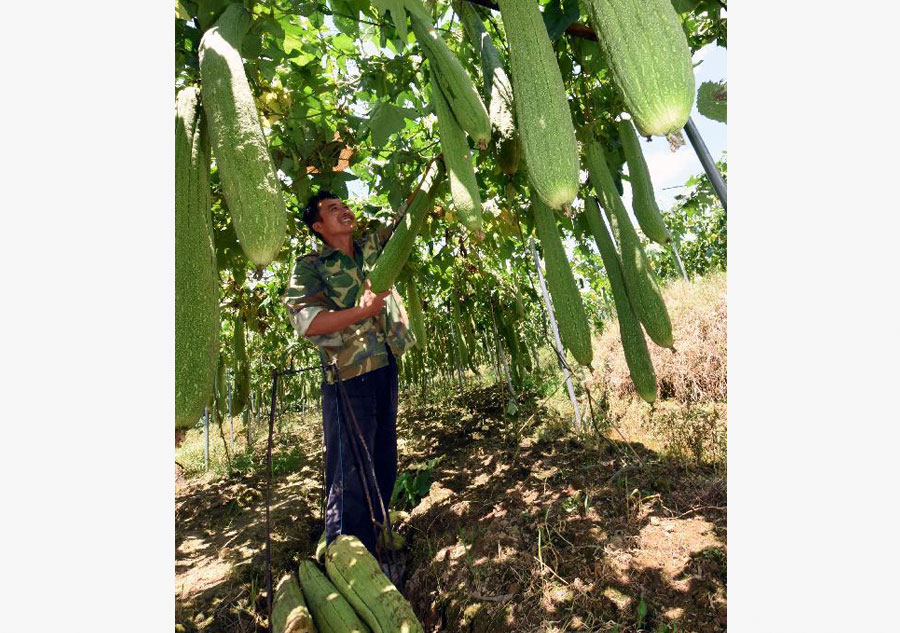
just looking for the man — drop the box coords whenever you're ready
[281,190,416,563]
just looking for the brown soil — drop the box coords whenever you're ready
[175,385,726,633]
[175,422,324,632]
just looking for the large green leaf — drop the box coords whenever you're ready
[542,0,580,42]
[195,0,231,31]
[331,0,362,35]
[697,80,727,123]
[368,101,417,147]
[671,0,701,12]
[280,22,316,64]
[372,0,409,43]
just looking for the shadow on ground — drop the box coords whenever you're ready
[397,385,726,633]
[175,384,726,633]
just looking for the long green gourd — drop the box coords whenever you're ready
[516,326,533,372]
[325,535,423,633]
[498,318,521,380]
[497,0,579,211]
[584,197,657,403]
[215,352,227,419]
[297,560,369,633]
[582,0,694,137]
[271,572,315,633]
[231,316,250,416]
[453,294,476,353]
[617,118,670,244]
[360,160,444,300]
[451,317,470,369]
[430,71,483,232]
[314,532,327,564]
[406,278,427,346]
[532,199,593,366]
[407,0,491,149]
[513,285,526,320]
[455,0,520,176]
[199,3,286,270]
[583,137,674,349]
[175,87,220,431]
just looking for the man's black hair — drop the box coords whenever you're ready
[303,189,341,242]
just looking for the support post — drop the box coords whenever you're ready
[530,238,582,430]
[265,370,278,626]
[684,117,726,209]
[203,407,209,470]
[227,370,233,450]
[670,238,689,282]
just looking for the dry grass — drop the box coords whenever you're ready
[592,272,726,405]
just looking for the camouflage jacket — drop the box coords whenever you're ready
[281,225,416,383]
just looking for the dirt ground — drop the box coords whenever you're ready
[175,384,726,633]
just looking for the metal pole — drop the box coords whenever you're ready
[203,407,209,470]
[243,409,251,449]
[670,238,689,282]
[265,370,278,627]
[529,238,582,430]
[228,370,233,449]
[683,117,726,209]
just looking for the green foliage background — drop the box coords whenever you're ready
[175,0,727,423]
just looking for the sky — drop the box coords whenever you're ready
[629,43,727,211]
[342,38,727,214]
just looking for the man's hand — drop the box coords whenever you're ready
[305,281,392,336]
[358,280,392,318]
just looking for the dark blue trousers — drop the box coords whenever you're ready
[321,350,398,555]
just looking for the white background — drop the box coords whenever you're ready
[0,2,898,632]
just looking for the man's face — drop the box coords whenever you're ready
[313,197,356,240]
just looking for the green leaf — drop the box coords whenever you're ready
[372,0,409,43]
[368,101,413,147]
[280,21,317,64]
[195,0,231,31]
[574,38,606,75]
[636,597,647,627]
[671,0,701,13]
[542,0,580,42]
[388,183,405,212]
[331,0,361,35]
[697,80,726,123]
[332,33,356,53]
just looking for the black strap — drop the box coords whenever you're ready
[264,360,396,628]
[332,364,395,564]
